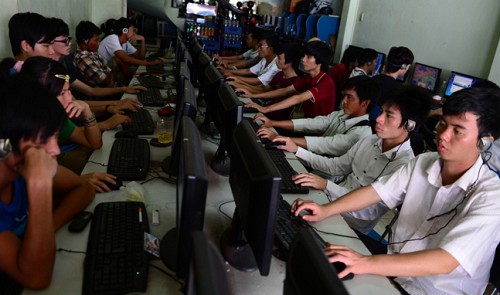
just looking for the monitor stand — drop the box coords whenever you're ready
[210,143,230,177]
[219,210,258,273]
[160,227,178,273]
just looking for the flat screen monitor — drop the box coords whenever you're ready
[283,228,349,295]
[160,116,208,279]
[187,231,231,295]
[410,62,442,93]
[373,52,386,75]
[220,119,281,276]
[444,71,480,97]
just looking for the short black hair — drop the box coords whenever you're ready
[9,12,50,56]
[343,75,380,112]
[304,40,332,72]
[356,48,378,67]
[0,75,66,154]
[276,42,303,75]
[47,17,69,40]
[101,18,117,36]
[381,85,433,132]
[115,17,134,36]
[385,46,414,73]
[76,21,102,44]
[443,87,500,139]
[21,56,69,98]
[340,46,362,65]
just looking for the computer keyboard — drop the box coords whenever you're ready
[137,88,167,106]
[243,117,270,144]
[266,149,309,194]
[274,199,354,280]
[83,201,150,295]
[123,108,155,135]
[107,138,150,180]
[137,75,164,89]
[146,64,165,74]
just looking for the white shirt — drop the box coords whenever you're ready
[372,153,500,295]
[296,135,414,233]
[349,67,367,78]
[242,49,259,60]
[98,34,137,63]
[292,110,372,156]
[484,139,500,177]
[249,56,280,86]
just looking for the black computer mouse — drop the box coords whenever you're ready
[264,141,286,149]
[115,130,138,138]
[332,262,355,281]
[102,179,123,191]
[235,91,245,96]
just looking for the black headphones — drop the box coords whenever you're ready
[0,138,12,160]
[404,119,416,132]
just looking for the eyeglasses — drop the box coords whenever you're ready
[53,37,72,46]
[259,45,269,50]
[55,74,70,83]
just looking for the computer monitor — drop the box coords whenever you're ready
[410,62,442,93]
[187,231,231,295]
[373,52,386,75]
[220,119,281,276]
[161,78,197,175]
[160,116,208,279]
[200,63,224,138]
[210,82,243,176]
[283,228,349,295]
[444,71,480,97]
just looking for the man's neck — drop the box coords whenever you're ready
[384,71,399,80]
[264,54,276,65]
[308,66,321,78]
[381,134,408,153]
[282,66,297,79]
[440,157,478,186]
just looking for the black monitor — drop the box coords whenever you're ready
[374,52,386,75]
[444,71,480,97]
[160,116,208,279]
[210,82,243,176]
[283,228,349,295]
[410,62,442,93]
[161,78,197,175]
[220,119,281,276]
[138,15,158,40]
[200,63,224,137]
[187,231,231,295]
[195,51,213,87]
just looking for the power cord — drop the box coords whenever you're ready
[218,200,234,221]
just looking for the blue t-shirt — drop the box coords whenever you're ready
[0,178,28,237]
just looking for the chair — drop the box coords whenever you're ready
[304,14,321,40]
[284,13,297,39]
[295,13,309,41]
[276,12,291,36]
[316,15,341,44]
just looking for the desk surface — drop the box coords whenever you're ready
[24,66,398,295]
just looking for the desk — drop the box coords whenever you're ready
[24,66,399,295]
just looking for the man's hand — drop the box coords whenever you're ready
[292,173,327,190]
[245,102,266,113]
[109,98,142,114]
[81,172,118,193]
[273,136,299,153]
[253,113,273,127]
[19,147,58,182]
[324,244,369,278]
[256,128,278,141]
[123,85,147,94]
[290,198,328,222]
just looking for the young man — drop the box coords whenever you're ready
[255,75,376,157]
[291,87,500,294]
[213,29,260,69]
[328,46,361,110]
[349,48,378,78]
[245,40,335,118]
[0,75,95,290]
[279,85,432,234]
[219,32,280,86]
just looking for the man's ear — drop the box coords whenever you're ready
[361,99,371,109]
[20,40,33,54]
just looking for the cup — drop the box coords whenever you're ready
[156,117,173,144]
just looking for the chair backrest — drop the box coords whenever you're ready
[316,15,341,43]
[295,13,309,41]
[304,14,321,40]
[491,243,500,289]
[285,13,297,38]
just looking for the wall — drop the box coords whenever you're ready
[0,0,125,58]
[336,0,500,84]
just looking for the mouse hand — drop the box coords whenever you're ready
[292,173,327,190]
[99,114,132,131]
[245,102,265,113]
[273,136,298,153]
[256,128,277,140]
[290,198,325,222]
[253,113,272,127]
[81,172,117,193]
[124,85,147,94]
[325,244,364,278]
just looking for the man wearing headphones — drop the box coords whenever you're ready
[98,17,162,83]
[276,85,431,234]
[291,87,500,295]
[349,47,378,78]
[0,75,95,291]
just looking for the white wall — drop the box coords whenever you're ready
[336,0,500,84]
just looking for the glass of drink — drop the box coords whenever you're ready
[156,117,173,144]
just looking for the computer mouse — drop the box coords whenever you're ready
[115,130,138,138]
[235,91,245,96]
[225,78,235,82]
[332,262,355,281]
[264,141,286,149]
[102,179,123,191]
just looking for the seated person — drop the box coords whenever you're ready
[349,47,378,77]
[219,31,280,86]
[278,85,432,234]
[98,17,163,84]
[233,42,303,120]
[291,87,500,294]
[73,20,115,87]
[0,75,95,290]
[245,40,335,118]
[213,28,260,69]
[255,75,377,157]
[328,46,361,110]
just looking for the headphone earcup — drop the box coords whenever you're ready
[122,27,128,34]
[477,136,492,152]
[404,120,416,132]
[0,139,12,160]
[401,64,407,70]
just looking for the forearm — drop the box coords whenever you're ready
[263,95,304,113]
[268,119,294,131]
[291,137,307,148]
[237,76,262,86]
[324,185,381,217]
[251,86,290,99]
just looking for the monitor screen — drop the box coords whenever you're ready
[187,231,231,295]
[283,228,349,295]
[160,116,208,279]
[220,119,281,276]
[444,71,480,97]
[373,52,386,75]
[410,62,442,93]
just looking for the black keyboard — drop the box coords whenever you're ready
[137,88,167,106]
[123,108,155,135]
[83,201,150,295]
[137,75,164,89]
[266,149,309,194]
[244,117,270,144]
[107,139,150,180]
[146,64,165,74]
[274,199,354,280]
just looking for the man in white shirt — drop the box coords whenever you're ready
[291,87,500,295]
[255,75,377,157]
[349,48,378,78]
[277,85,432,234]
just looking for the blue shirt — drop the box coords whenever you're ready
[0,178,28,237]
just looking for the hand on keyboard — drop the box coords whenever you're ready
[273,136,299,153]
[324,244,356,280]
[292,173,327,191]
[290,198,327,222]
[256,127,278,141]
